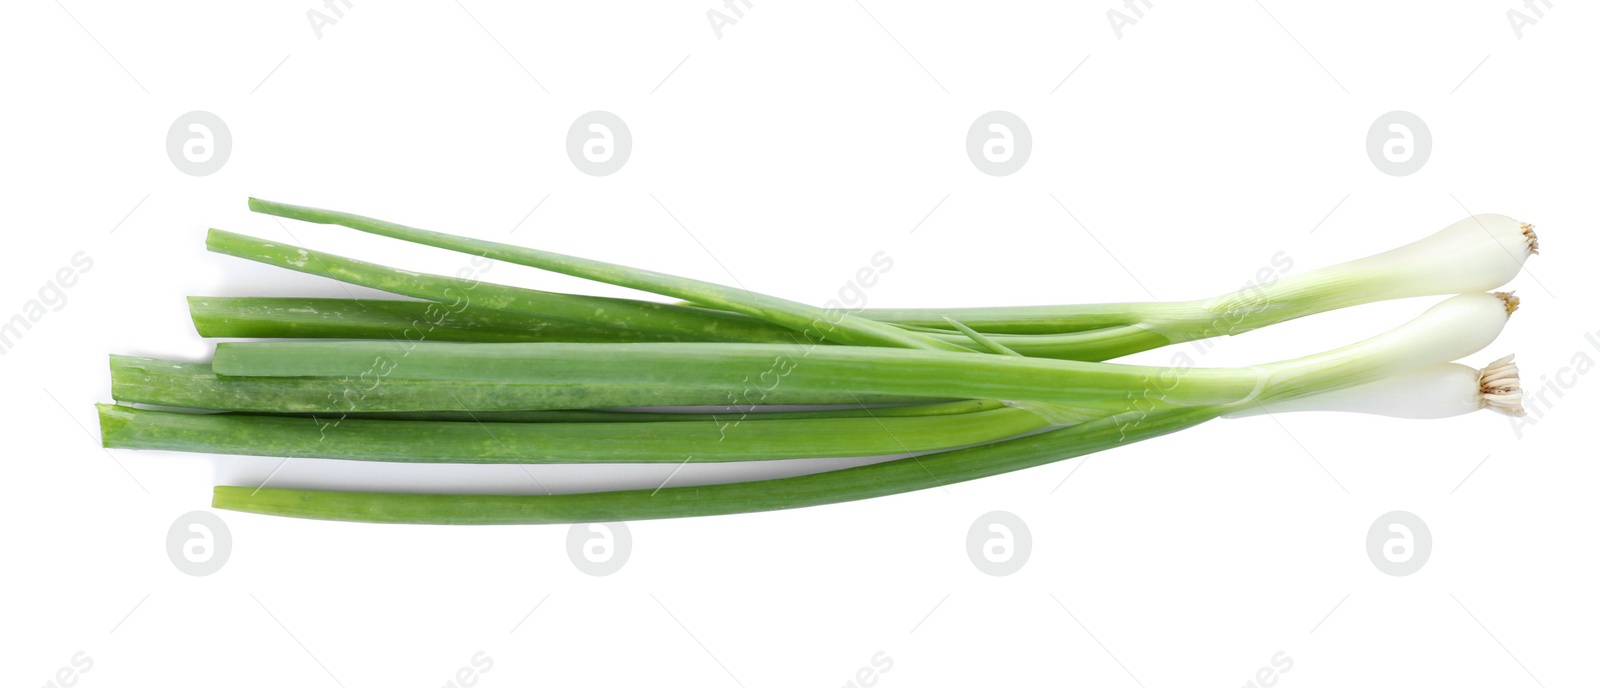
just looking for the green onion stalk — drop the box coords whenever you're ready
[107,355,925,413]
[198,293,1522,524]
[211,406,1219,525]
[199,230,1173,361]
[186,296,646,344]
[236,203,966,353]
[99,401,1056,464]
[201,230,806,346]
[210,345,1525,524]
[207,293,1517,413]
[226,199,1536,361]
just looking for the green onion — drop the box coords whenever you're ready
[204,230,1174,360]
[245,199,1534,347]
[209,293,1517,410]
[96,198,1541,526]
[210,406,1219,524]
[205,337,1526,524]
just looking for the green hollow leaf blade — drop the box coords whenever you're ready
[864,303,1160,334]
[245,399,1008,423]
[188,295,1172,361]
[98,403,1053,463]
[209,406,1220,524]
[110,355,927,413]
[684,296,1169,334]
[211,340,1260,408]
[247,198,968,352]
[188,296,639,343]
[943,316,1023,356]
[205,229,804,345]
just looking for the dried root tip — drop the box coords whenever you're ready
[1478,354,1526,417]
[1522,223,1540,255]
[1494,291,1520,316]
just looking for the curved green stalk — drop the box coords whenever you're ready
[205,230,803,345]
[248,198,966,352]
[210,406,1219,524]
[943,317,1022,356]
[99,403,1054,463]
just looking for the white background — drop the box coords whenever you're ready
[3,1,1596,685]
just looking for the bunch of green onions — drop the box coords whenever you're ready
[98,200,1537,524]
